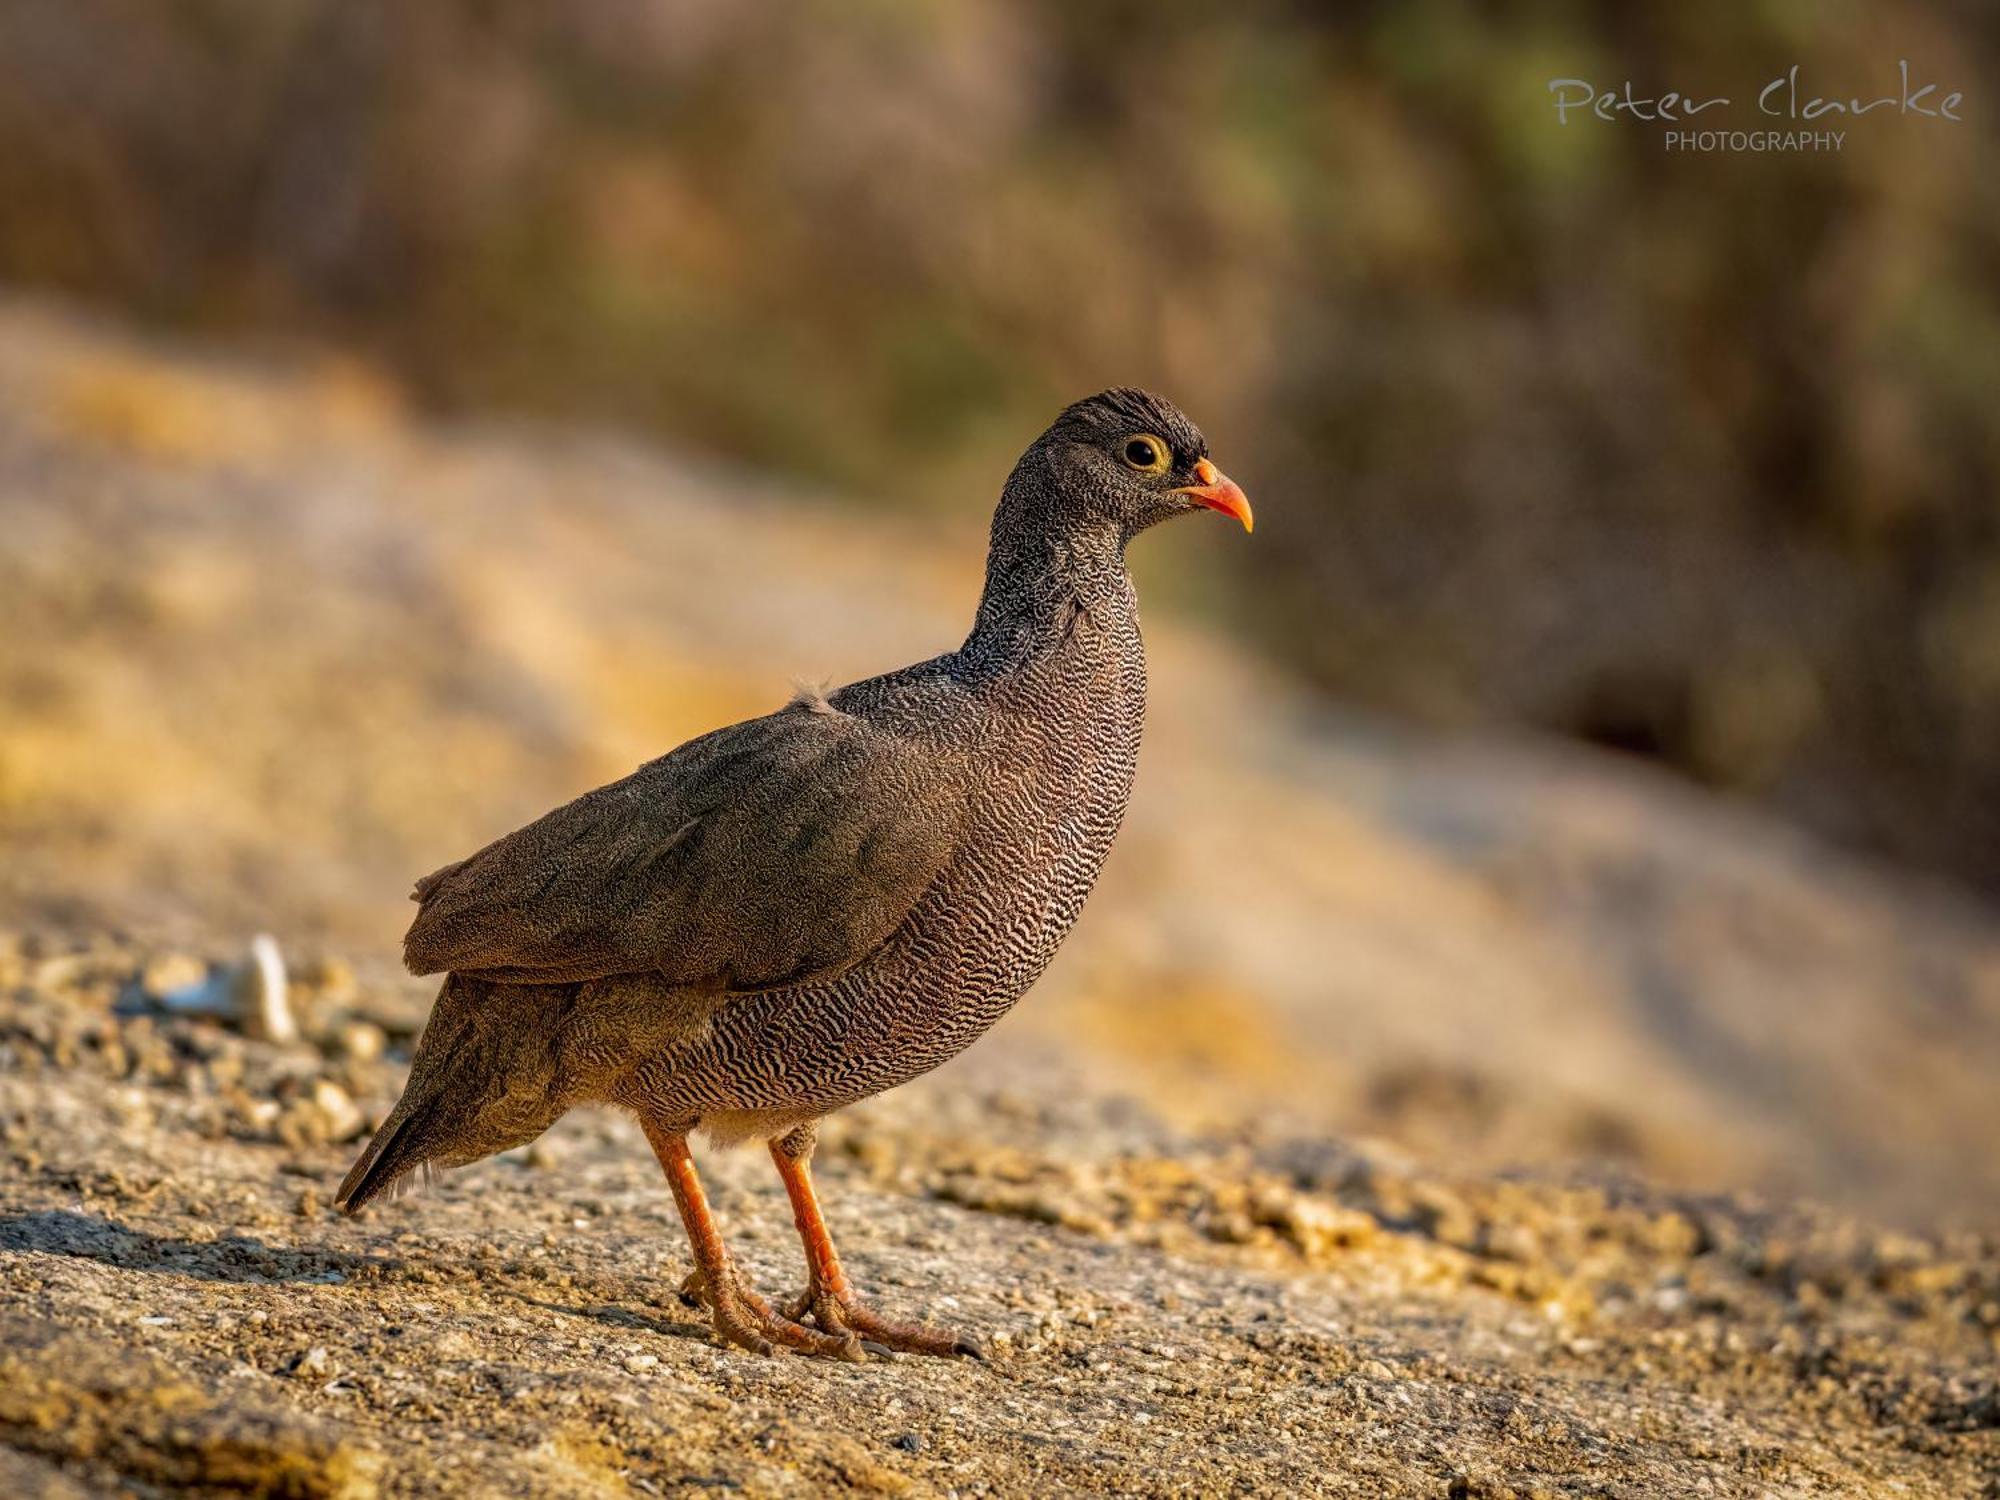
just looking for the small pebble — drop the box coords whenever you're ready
[338,1020,387,1062]
[142,952,208,1000]
[290,1346,332,1378]
[312,1079,365,1141]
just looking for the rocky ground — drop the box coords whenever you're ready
[1,301,1997,1495]
[1,930,1996,1498]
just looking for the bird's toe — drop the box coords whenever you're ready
[710,1308,780,1357]
[700,1272,863,1360]
[787,1286,981,1360]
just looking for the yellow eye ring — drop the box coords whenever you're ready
[1120,433,1170,473]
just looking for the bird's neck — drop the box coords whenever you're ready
[960,518,1133,677]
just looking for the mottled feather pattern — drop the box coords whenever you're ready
[402,702,966,990]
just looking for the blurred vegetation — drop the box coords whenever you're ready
[2,0,1997,893]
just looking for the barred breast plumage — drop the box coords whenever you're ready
[336,387,1252,1360]
[655,567,1147,1133]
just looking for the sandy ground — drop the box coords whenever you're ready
[0,302,1996,1495]
[3,930,1997,1498]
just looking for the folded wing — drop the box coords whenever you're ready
[403,698,965,990]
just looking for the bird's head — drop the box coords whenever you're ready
[1010,387,1253,541]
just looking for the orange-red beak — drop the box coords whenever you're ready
[1173,457,1253,533]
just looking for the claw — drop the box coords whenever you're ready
[783,1284,982,1359]
[694,1262,863,1360]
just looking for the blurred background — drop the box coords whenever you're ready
[2,0,1998,1232]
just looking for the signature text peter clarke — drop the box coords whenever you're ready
[1549,62,1964,153]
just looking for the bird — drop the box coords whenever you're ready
[335,388,1252,1360]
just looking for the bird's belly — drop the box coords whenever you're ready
[663,708,1140,1119]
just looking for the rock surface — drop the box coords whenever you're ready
[3,931,1997,1498]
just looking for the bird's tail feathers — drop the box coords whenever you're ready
[333,972,570,1214]
[335,1098,439,1215]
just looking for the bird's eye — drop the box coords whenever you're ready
[1121,434,1169,473]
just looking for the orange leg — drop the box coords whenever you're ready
[640,1117,859,1360]
[770,1124,983,1359]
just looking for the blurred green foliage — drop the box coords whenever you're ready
[2,0,1997,891]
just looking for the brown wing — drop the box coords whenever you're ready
[402,698,965,989]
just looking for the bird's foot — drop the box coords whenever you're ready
[782,1284,985,1359]
[678,1266,863,1360]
